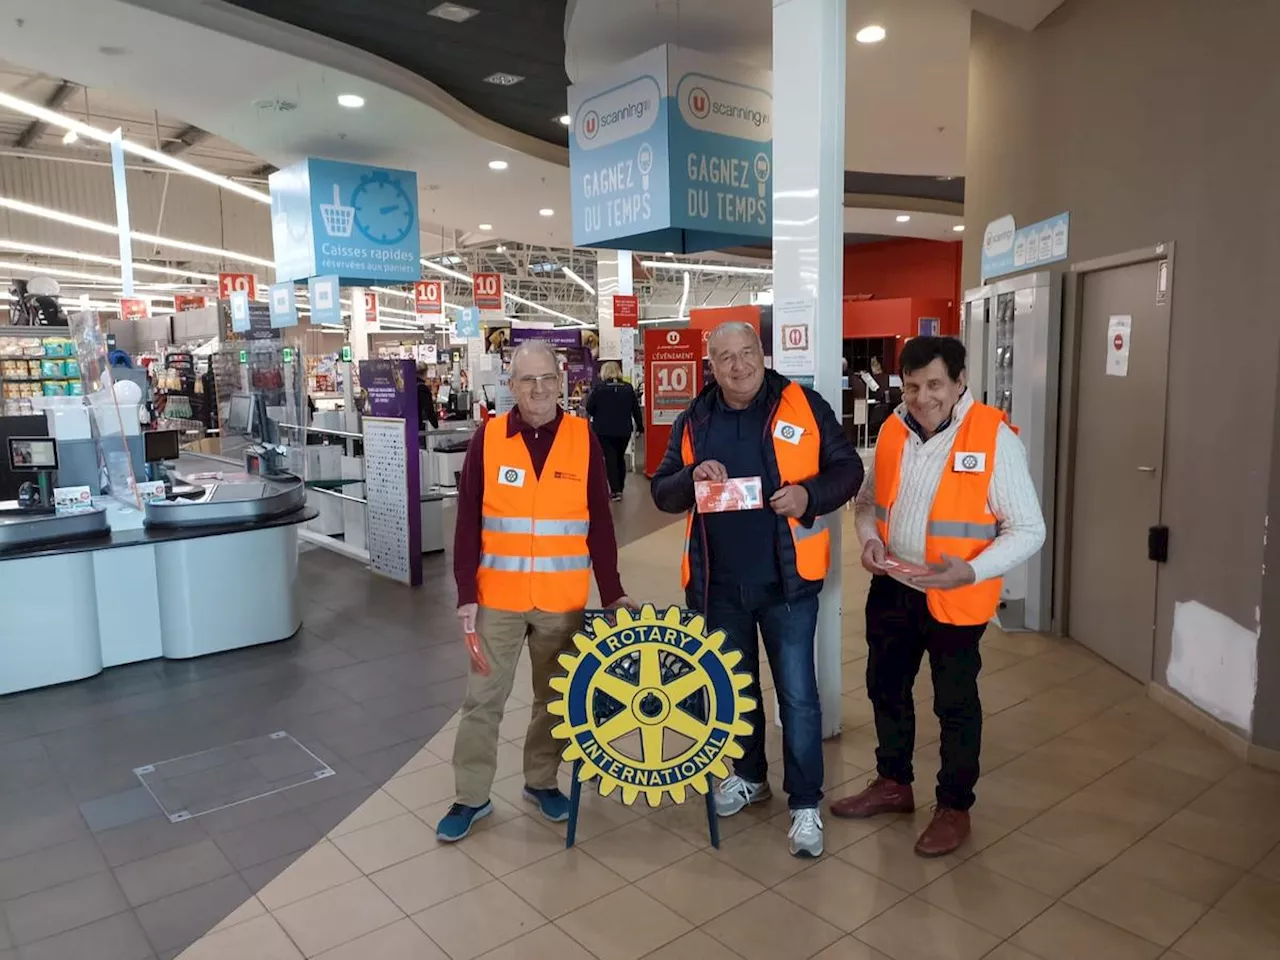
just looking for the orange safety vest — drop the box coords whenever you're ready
[476,413,592,613]
[679,382,830,590]
[873,402,1006,626]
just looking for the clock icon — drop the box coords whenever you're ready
[351,171,416,245]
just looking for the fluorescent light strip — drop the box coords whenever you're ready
[420,258,593,327]
[639,260,773,276]
[0,91,271,206]
[561,266,595,296]
[0,240,223,283]
[0,196,274,267]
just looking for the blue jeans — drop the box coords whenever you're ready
[705,582,823,809]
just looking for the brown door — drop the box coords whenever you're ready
[1067,258,1170,681]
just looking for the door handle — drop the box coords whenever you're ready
[1137,466,1156,473]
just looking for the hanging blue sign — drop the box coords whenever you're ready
[229,290,251,333]
[269,158,421,285]
[269,282,298,329]
[568,45,772,253]
[456,308,481,339]
[307,275,342,326]
[981,212,1070,281]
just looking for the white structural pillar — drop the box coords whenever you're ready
[350,286,370,363]
[596,250,632,361]
[774,0,847,738]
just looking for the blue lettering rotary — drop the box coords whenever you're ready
[700,650,738,726]
[566,651,600,726]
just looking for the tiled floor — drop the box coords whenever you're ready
[3,494,1279,960]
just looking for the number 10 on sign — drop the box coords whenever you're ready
[651,361,695,425]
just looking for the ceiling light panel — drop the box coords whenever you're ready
[428,2,479,23]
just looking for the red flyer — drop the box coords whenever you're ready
[695,477,764,513]
[881,555,932,578]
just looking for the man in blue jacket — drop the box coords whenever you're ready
[651,321,863,857]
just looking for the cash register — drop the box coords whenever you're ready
[7,436,58,511]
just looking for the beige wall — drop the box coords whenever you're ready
[963,0,1280,739]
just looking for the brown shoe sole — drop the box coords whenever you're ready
[913,840,963,859]
[829,800,916,820]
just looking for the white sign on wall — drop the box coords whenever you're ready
[772,296,816,378]
[1106,314,1132,377]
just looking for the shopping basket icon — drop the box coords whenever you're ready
[320,184,354,238]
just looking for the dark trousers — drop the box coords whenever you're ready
[865,575,985,811]
[707,582,823,809]
[598,434,630,495]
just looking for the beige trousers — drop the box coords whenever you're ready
[453,605,581,806]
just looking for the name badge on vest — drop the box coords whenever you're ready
[773,420,804,445]
[953,452,987,474]
[497,465,526,487]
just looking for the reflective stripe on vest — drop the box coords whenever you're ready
[872,402,1006,626]
[678,381,830,589]
[476,413,592,613]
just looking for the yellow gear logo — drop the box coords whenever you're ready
[548,604,755,807]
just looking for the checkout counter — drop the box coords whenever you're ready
[0,429,315,696]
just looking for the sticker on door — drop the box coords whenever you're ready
[1106,315,1132,377]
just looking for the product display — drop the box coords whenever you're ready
[0,331,81,413]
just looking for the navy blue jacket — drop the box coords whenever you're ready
[650,370,863,612]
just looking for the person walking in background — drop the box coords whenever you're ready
[439,341,634,842]
[585,361,644,501]
[832,336,1044,857]
[416,363,439,431]
[651,321,863,858]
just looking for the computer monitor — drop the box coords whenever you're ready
[144,429,181,464]
[226,393,253,434]
[8,437,58,473]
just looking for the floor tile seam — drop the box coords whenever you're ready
[275,877,413,958]
[698,887,845,958]
[914,866,1059,947]
[0,887,135,952]
[405,890,549,959]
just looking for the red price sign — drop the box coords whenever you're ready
[414,280,443,317]
[613,294,639,328]
[218,273,257,300]
[173,294,207,312]
[119,297,149,320]
[362,291,380,330]
[473,272,503,311]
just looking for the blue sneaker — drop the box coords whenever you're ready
[436,801,493,842]
[522,787,571,822]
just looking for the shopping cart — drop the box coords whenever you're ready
[319,184,354,238]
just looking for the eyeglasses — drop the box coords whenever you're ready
[516,373,558,387]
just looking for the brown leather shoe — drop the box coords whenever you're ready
[829,777,915,819]
[914,806,970,857]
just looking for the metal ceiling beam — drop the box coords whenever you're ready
[13,80,78,148]
[160,124,211,155]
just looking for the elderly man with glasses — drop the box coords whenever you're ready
[438,340,634,842]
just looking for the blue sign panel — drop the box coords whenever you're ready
[456,308,481,339]
[307,275,342,326]
[568,45,771,253]
[270,158,421,285]
[981,212,1070,281]
[229,290,251,333]
[269,282,298,329]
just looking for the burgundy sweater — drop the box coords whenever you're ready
[453,408,626,607]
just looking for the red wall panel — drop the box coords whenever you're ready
[843,238,962,329]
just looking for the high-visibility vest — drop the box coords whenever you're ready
[679,382,830,590]
[476,413,591,612]
[873,402,1006,626]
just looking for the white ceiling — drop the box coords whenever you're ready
[0,0,998,252]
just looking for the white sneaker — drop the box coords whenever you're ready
[788,807,824,858]
[714,775,772,817]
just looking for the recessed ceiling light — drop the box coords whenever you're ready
[539,208,554,217]
[953,224,965,232]
[495,245,506,253]
[478,223,492,231]
[664,251,675,257]
[856,24,886,43]
[487,159,508,171]
[483,72,525,86]
[557,114,571,126]
[337,93,365,108]
[61,130,79,145]
[428,2,478,22]
[896,214,911,223]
